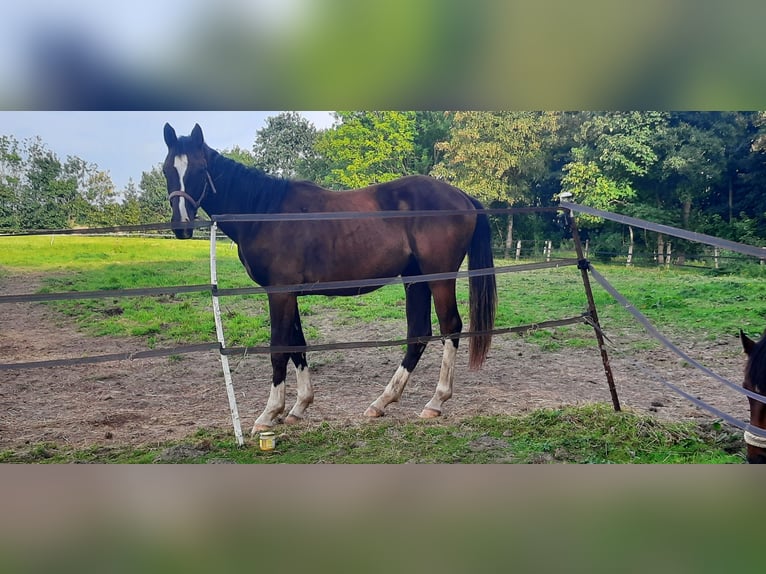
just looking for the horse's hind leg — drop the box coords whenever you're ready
[421,279,462,418]
[365,280,431,417]
[285,310,313,424]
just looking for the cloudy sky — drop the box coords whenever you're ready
[0,111,335,191]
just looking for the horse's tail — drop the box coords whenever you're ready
[466,196,497,370]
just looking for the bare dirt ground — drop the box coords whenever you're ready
[0,274,751,451]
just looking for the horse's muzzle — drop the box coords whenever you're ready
[171,222,194,239]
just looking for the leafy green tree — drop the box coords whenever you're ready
[82,169,119,227]
[314,111,417,189]
[138,165,170,224]
[18,138,78,230]
[412,111,452,175]
[431,111,559,253]
[223,145,257,167]
[561,111,667,210]
[654,112,743,229]
[120,178,142,226]
[252,112,319,178]
[0,135,23,231]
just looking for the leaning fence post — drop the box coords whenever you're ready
[515,240,522,261]
[210,222,245,446]
[567,209,621,412]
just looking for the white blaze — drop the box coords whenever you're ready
[173,154,190,222]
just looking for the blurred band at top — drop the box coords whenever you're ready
[1,0,764,110]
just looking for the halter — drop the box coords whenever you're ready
[744,428,766,449]
[168,170,218,211]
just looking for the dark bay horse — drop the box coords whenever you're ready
[740,329,766,463]
[162,123,496,433]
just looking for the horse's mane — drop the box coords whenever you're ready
[207,148,290,214]
[747,335,766,394]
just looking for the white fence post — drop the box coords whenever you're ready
[210,222,244,446]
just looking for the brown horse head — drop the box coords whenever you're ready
[740,328,766,463]
[162,123,212,239]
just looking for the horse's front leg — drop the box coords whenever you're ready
[251,293,296,434]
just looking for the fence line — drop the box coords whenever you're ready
[0,315,591,372]
[0,206,562,238]
[209,222,244,445]
[0,259,577,306]
[561,201,766,259]
[3,201,766,444]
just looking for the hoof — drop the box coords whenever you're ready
[284,414,302,425]
[364,405,385,418]
[419,407,441,419]
[251,423,274,434]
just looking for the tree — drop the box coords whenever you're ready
[119,178,142,226]
[252,112,319,179]
[653,112,744,229]
[314,111,417,189]
[411,111,452,175]
[431,111,559,255]
[561,111,667,209]
[138,165,170,224]
[18,138,78,230]
[559,112,668,261]
[0,135,23,231]
[223,145,257,167]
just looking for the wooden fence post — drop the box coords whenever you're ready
[568,211,621,412]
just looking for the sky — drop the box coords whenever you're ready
[0,111,335,191]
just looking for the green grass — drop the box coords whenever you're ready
[0,235,762,464]
[0,404,744,464]
[4,235,766,351]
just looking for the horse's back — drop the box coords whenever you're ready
[372,175,476,212]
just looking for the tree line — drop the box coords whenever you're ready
[3,111,766,260]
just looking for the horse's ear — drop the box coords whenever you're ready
[163,123,177,148]
[191,123,204,146]
[741,329,756,355]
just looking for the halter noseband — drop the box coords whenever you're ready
[744,428,766,449]
[168,170,218,211]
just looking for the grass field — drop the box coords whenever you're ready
[0,404,743,463]
[3,234,766,348]
[1,234,764,463]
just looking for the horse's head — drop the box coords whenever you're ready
[162,123,212,239]
[740,329,766,463]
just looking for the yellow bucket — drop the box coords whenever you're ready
[259,431,276,451]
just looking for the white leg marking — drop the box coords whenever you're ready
[366,365,411,416]
[287,364,314,421]
[252,382,286,433]
[423,341,457,414]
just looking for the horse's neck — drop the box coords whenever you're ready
[203,155,270,245]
